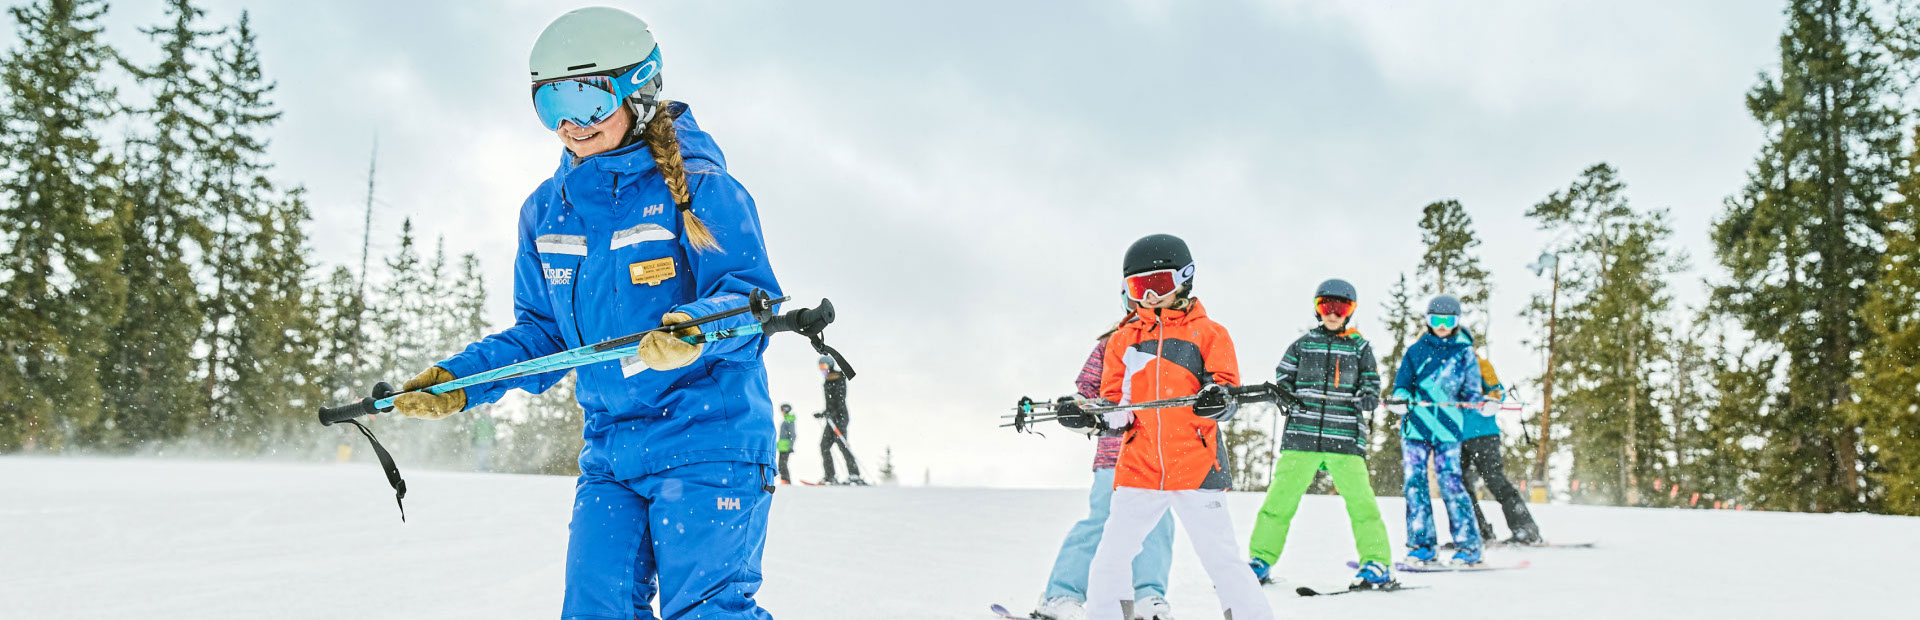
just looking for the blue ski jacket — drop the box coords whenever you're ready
[1392,327,1484,444]
[438,103,782,481]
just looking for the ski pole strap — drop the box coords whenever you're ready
[342,418,407,522]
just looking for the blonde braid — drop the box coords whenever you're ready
[641,101,722,253]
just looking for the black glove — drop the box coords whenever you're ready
[1358,393,1380,412]
[1053,396,1099,434]
[812,411,826,419]
[1193,383,1234,420]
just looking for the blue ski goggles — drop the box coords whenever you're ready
[1427,314,1459,329]
[531,46,661,131]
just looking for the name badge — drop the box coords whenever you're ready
[630,257,676,286]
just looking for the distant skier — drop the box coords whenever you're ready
[1245,279,1395,589]
[818,355,864,485]
[1063,234,1274,620]
[1460,354,1544,544]
[1389,294,1486,566]
[1032,312,1177,620]
[778,403,797,484]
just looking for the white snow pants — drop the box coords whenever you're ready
[1085,487,1275,620]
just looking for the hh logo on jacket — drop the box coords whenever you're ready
[716,497,741,511]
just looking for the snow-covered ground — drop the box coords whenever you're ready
[3,457,1910,619]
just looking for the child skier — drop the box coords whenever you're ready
[1460,355,1544,544]
[1245,279,1395,589]
[1032,316,1177,620]
[778,403,797,484]
[1388,294,1486,565]
[388,8,782,619]
[1066,234,1275,620]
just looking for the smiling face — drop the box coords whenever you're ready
[557,103,634,158]
[1139,290,1181,309]
[1320,311,1347,331]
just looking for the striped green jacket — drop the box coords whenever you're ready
[1275,326,1381,457]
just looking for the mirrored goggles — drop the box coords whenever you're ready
[1315,296,1355,318]
[531,46,662,131]
[1123,263,1195,302]
[1427,314,1459,329]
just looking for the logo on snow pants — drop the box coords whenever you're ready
[716,497,741,510]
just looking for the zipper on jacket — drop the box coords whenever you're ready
[1155,312,1166,491]
[557,191,588,347]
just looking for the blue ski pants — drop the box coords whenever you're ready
[1043,467,1174,602]
[1401,439,1482,552]
[563,461,775,620]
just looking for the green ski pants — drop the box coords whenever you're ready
[1246,450,1392,567]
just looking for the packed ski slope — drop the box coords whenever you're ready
[3,457,1910,619]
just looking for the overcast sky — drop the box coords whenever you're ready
[68,1,1787,487]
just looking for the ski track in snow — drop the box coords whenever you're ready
[2,457,1911,619]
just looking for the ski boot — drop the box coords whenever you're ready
[1133,595,1173,620]
[848,475,871,486]
[1247,557,1274,584]
[1349,561,1397,591]
[1031,596,1086,620]
[1449,546,1483,566]
[1505,524,1544,546]
[1404,545,1437,567]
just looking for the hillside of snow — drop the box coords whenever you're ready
[3,457,1910,619]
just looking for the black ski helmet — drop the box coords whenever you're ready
[1122,234,1194,296]
[1314,278,1357,303]
[1427,294,1462,316]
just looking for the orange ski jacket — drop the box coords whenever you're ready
[1099,299,1241,491]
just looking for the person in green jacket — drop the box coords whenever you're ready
[1246,279,1395,589]
[777,403,797,484]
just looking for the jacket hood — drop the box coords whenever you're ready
[1129,298,1210,326]
[1419,325,1474,349]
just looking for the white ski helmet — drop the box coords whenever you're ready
[529,7,665,119]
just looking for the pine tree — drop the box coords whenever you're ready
[1415,200,1494,330]
[1850,128,1920,515]
[200,10,280,432]
[1711,0,1906,512]
[0,0,129,451]
[227,190,321,451]
[100,0,216,450]
[315,266,368,403]
[1527,163,1682,506]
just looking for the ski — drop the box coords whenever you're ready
[1396,560,1530,573]
[1491,540,1595,549]
[1295,583,1428,597]
[988,603,1026,619]
[1347,560,1531,573]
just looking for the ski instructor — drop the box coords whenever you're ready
[390,7,782,620]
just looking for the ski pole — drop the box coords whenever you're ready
[318,290,836,425]
[1004,383,1281,431]
[1384,398,1524,411]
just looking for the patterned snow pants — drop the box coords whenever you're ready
[1402,438,1482,551]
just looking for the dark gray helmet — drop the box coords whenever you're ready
[1315,278,1357,303]
[818,355,837,372]
[1427,294,1462,316]
[1123,234,1193,276]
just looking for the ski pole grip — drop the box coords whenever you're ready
[317,382,397,426]
[763,299,836,335]
[318,397,377,426]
